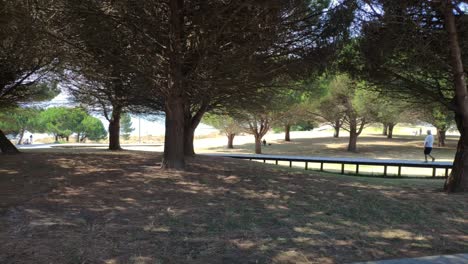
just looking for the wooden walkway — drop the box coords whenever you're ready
[212,154,453,178]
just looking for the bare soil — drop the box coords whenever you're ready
[0,150,467,264]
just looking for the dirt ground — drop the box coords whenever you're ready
[0,150,467,264]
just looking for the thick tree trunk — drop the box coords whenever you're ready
[162,0,186,169]
[333,119,340,138]
[285,124,291,141]
[108,106,122,151]
[445,114,468,191]
[437,128,446,147]
[65,136,69,142]
[76,133,81,143]
[227,133,235,149]
[443,3,468,192]
[162,96,186,169]
[183,103,207,156]
[348,129,357,152]
[254,135,262,154]
[382,123,388,136]
[54,135,58,143]
[387,123,395,139]
[184,125,195,156]
[347,119,358,152]
[0,129,19,154]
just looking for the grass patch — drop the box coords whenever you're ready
[204,134,458,162]
[0,150,466,263]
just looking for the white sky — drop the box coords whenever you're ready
[45,92,217,136]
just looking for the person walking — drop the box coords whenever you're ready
[424,130,435,162]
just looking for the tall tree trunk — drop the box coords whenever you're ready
[183,103,208,156]
[227,133,235,149]
[17,129,25,145]
[437,128,446,147]
[162,0,186,169]
[254,135,262,154]
[444,3,468,192]
[66,136,69,142]
[347,119,358,152]
[445,114,468,192]
[76,133,81,143]
[333,119,340,138]
[0,129,19,154]
[162,96,186,169]
[54,135,58,143]
[387,123,395,139]
[382,123,388,136]
[285,124,291,141]
[108,106,122,150]
[184,124,196,156]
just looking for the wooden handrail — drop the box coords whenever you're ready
[210,154,452,178]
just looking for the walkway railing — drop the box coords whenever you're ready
[215,154,453,178]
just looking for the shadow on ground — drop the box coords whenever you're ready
[0,150,466,263]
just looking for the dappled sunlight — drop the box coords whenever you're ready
[294,226,325,235]
[204,135,458,161]
[0,150,466,263]
[272,250,313,264]
[0,169,19,175]
[142,223,171,233]
[367,229,429,241]
[448,217,468,225]
[241,189,282,200]
[324,143,347,149]
[265,204,290,211]
[129,256,154,264]
[230,239,257,250]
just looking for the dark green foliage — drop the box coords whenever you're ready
[0,107,42,143]
[79,116,107,142]
[120,113,134,140]
[39,107,106,142]
[292,121,316,131]
[0,1,61,107]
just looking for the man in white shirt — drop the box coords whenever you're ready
[424,130,435,162]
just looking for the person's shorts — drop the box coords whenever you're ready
[424,147,432,155]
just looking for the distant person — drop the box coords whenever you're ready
[23,138,29,145]
[424,130,435,162]
[262,139,266,146]
[29,134,33,144]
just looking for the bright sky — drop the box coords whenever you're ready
[44,92,217,137]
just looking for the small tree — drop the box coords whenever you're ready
[39,107,88,142]
[0,107,42,144]
[307,76,346,138]
[120,113,134,140]
[271,87,318,142]
[375,97,409,139]
[203,114,242,149]
[313,96,346,138]
[234,111,271,154]
[273,102,314,142]
[323,75,378,152]
[79,116,107,142]
[416,104,454,147]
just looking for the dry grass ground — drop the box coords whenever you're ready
[0,150,467,264]
[205,134,458,161]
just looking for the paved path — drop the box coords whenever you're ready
[353,254,468,264]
